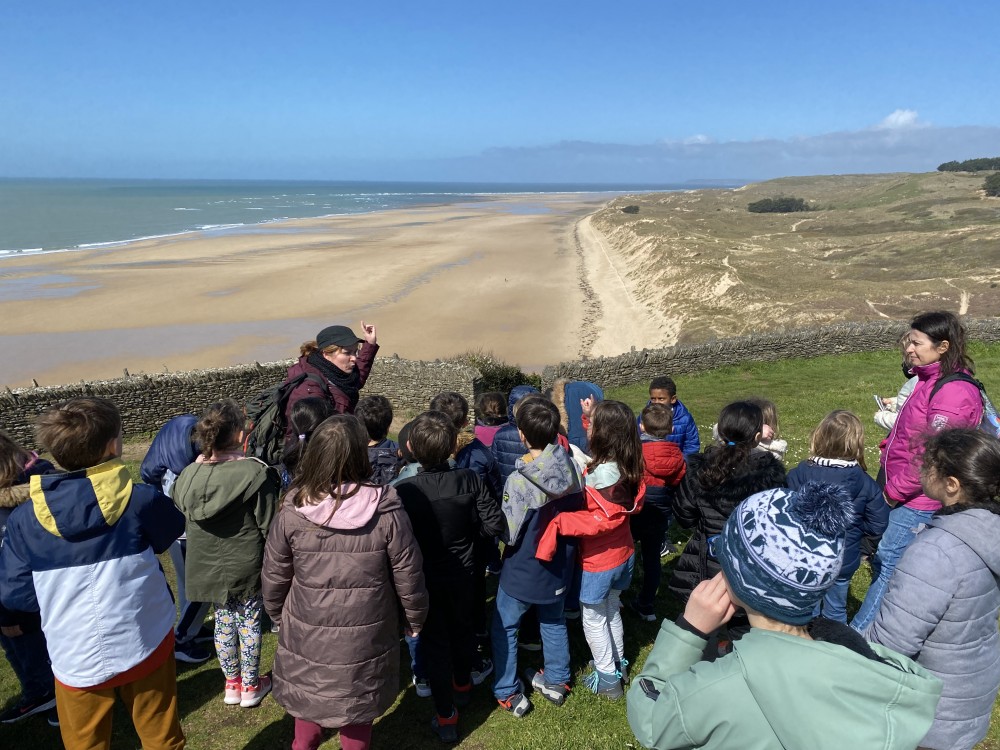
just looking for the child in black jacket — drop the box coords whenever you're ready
[395,411,506,743]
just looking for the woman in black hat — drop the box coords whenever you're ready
[283,322,379,431]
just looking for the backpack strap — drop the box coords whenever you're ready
[929,372,984,402]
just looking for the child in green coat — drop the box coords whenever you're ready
[627,483,942,750]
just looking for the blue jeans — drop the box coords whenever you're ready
[851,504,934,632]
[404,634,425,680]
[814,576,851,623]
[491,586,570,700]
[0,627,54,701]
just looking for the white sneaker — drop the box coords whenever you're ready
[240,674,272,708]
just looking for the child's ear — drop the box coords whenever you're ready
[752,431,762,447]
[517,429,526,444]
[106,433,123,460]
[670,395,678,405]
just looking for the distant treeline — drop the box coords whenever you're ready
[938,158,1000,172]
[747,196,811,214]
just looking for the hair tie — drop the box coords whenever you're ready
[298,433,307,441]
[726,441,737,446]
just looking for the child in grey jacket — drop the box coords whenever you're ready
[863,428,1000,750]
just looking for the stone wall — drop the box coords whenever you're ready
[0,356,481,448]
[541,318,1000,388]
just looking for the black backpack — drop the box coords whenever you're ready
[244,372,328,466]
[929,372,1000,438]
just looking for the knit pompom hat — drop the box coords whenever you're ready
[717,483,855,625]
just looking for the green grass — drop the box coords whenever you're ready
[4,345,1000,748]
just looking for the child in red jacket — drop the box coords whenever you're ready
[537,400,645,700]
[629,404,686,622]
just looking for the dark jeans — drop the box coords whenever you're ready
[0,626,55,701]
[631,491,672,609]
[422,579,476,717]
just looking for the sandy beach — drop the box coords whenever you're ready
[0,194,676,388]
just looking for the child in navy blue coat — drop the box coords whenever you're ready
[787,410,889,622]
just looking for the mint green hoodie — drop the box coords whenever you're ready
[627,620,941,750]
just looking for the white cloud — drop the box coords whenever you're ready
[682,134,714,145]
[876,109,924,130]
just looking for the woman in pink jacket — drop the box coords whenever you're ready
[852,311,982,631]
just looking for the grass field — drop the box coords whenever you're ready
[3,343,1000,748]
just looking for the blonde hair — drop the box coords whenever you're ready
[747,397,779,436]
[809,410,867,471]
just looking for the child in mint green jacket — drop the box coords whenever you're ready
[626,484,941,750]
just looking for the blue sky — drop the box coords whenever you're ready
[1,1,998,182]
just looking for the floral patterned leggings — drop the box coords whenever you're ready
[215,593,263,688]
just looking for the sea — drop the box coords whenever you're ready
[0,178,713,257]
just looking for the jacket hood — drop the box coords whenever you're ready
[517,444,585,499]
[29,459,133,540]
[0,483,30,510]
[737,628,941,747]
[931,508,1000,577]
[293,484,385,530]
[507,385,540,423]
[503,443,584,544]
[177,457,269,522]
[455,428,475,456]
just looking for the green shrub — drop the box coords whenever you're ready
[938,157,1000,172]
[747,196,811,213]
[454,349,541,394]
[621,205,640,214]
[985,173,1000,197]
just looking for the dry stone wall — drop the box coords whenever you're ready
[0,356,481,448]
[542,319,1000,388]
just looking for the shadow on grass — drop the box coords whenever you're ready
[177,660,229,720]
[244,713,295,749]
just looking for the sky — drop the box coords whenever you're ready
[1,1,998,183]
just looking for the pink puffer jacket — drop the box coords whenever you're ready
[881,361,982,511]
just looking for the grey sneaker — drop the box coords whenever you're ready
[412,675,432,698]
[497,691,532,717]
[583,669,623,700]
[471,658,494,686]
[525,668,571,706]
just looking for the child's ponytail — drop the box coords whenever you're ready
[196,399,245,459]
[699,401,764,490]
[281,397,335,477]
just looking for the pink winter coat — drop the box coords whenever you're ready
[881,361,982,511]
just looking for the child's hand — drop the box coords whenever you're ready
[761,424,774,441]
[0,625,23,637]
[405,625,421,638]
[580,395,596,417]
[360,320,378,345]
[684,572,736,634]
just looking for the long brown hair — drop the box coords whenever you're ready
[290,415,372,509]
[587,400,644,497]
[0,430,32,489]
[911,310,974,376]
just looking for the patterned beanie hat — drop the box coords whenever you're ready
[717,483,854,625]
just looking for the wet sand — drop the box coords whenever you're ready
[0,194,675,388]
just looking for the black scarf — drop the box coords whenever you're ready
[307,351,361,410]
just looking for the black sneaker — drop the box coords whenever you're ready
[46,708,59,727]
[525,668,570,706]
[471,658,494,686]
[660,540,677,557]
[175,640,212,664]
[627,598,657,622]
[0,693,57,723]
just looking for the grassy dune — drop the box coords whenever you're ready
[3,343,1000,748]
[595,171,1000,345]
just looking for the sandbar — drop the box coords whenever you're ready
[0,194,676,388]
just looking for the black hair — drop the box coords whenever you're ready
[515,398,560,449]
[355,394,393,442]
[922,429,1000,509]
[699,401,764,490]
[282,397,335,477]
[649,376,677,397]
[910,310,974,376]
[429,391,469,430]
